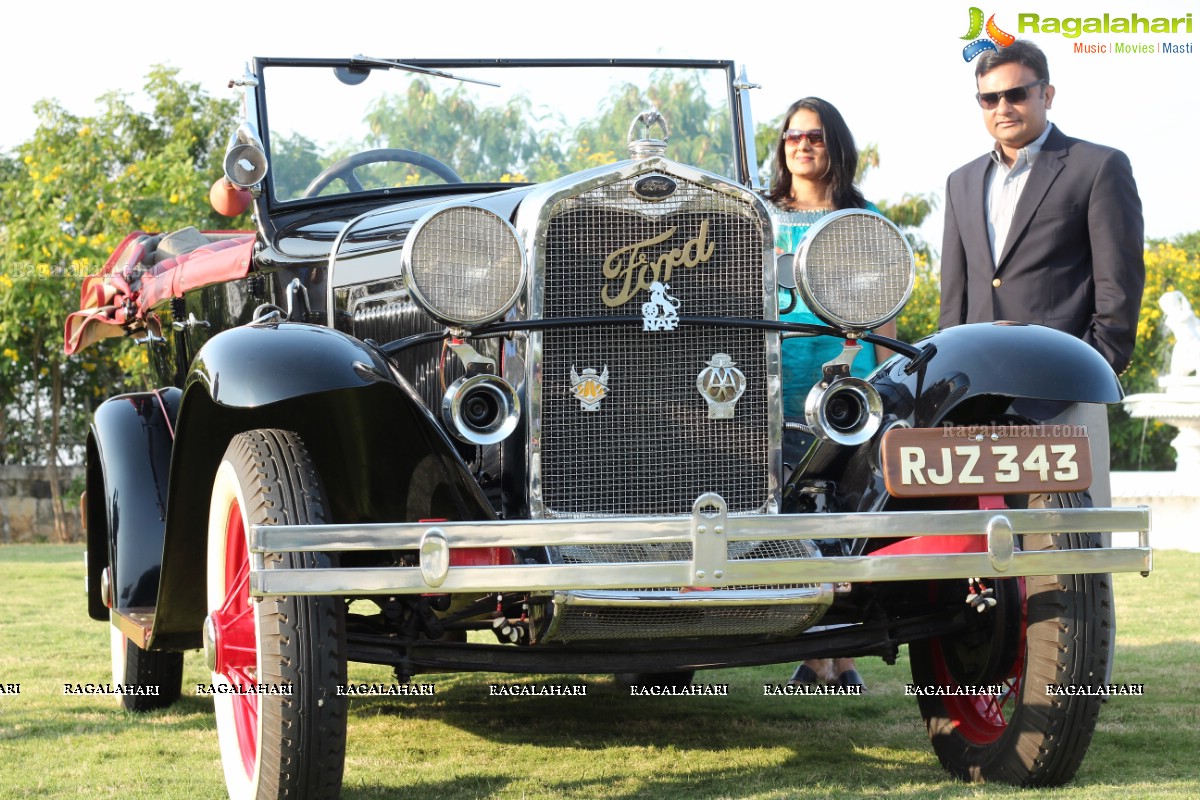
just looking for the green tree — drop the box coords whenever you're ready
[353,70,734,187]
[358,78,551,186]
[0,66,245,540]
[268,132,326,200]
[569,70,734,177]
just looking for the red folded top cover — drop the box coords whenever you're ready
[64,230,254,355]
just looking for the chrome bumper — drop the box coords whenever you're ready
[247,493,1152,597]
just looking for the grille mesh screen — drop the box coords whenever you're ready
[538,176,770,516]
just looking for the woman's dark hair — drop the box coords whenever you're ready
[767,97,865,211]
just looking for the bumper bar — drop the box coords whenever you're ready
[248,493,1152,596]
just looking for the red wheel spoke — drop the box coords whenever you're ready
[217,565,250,618]
[232,693,259,777]
[214,495,261,779]
[928,495,1028,746]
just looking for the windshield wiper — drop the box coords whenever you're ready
[348,55,500,88]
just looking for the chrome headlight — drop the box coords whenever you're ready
[794,209,915,331]
[401,205,526,327]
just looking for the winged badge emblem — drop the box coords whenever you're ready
[570,365,610,411]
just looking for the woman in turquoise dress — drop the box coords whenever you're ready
[767,97,895,689]
[766,97,896,418]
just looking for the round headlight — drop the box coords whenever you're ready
[401,205,526,327]
[794,209,915,331]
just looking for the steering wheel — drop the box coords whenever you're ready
[301,148,463,197]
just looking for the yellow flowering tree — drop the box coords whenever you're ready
[0,66,245,540]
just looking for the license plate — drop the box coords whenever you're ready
[881,426,1092,498]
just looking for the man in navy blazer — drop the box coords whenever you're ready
[940,39,1145,509]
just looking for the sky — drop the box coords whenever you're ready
[2,0,1196,253]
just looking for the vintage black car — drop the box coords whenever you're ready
[72,58,1151,798]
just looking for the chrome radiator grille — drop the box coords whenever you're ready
[536,176,770,517]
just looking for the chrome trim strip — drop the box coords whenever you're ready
[247,504,1152,596]
[549,586,832,608]
[249,547,1151,597]
[250,506,1150,551]
[733,66,762,190]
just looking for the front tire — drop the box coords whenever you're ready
[909,492,1113,786]
[206,430,347,800]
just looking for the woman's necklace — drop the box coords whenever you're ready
[786,192,832,212]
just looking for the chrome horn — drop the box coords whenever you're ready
[442,374,520,445]
[804,377,883,446]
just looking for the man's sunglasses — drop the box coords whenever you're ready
[781,129,825,146]
[976,79,1047,109]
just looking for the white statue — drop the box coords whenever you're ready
[1159,291,1200,378]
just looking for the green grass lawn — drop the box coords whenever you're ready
[1,544,1196,799]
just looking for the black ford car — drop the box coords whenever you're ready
[71,58,1151,799]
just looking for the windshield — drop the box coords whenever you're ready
[259,60,739,204]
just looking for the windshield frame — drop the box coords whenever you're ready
[250,57,753,216]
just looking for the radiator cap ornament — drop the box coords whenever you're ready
[697,354,746,419]
[570,365,610,411]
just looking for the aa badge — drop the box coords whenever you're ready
[696,354,746,419]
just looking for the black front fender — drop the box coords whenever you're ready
[818,322,1122,518]
[878,321,1122,428]
[86,389,180,621]
[150,321,494,650]
[187,320,399,408]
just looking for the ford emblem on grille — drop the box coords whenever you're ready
[697,354,746,419]
[633,174,677,201]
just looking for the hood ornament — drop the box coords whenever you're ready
[697,354,746,419]
[627,109,669,159]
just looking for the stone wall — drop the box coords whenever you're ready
[0,464,85,543]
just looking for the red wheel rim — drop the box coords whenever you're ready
[210,498,259,777]
[932,577,1027,745]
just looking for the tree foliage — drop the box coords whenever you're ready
[0,66,245,539]
[358,79,552,186]
[568,71,734,177]
[336,70,734,189]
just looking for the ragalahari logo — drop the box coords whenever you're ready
[961,7,1016,61]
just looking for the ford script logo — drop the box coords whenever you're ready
[600,221,714,308]
[633,175,677,201]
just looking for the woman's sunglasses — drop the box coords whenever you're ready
[781,129,825,146]
[976,79,1047,109]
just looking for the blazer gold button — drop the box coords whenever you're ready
[992,278,1002,287]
